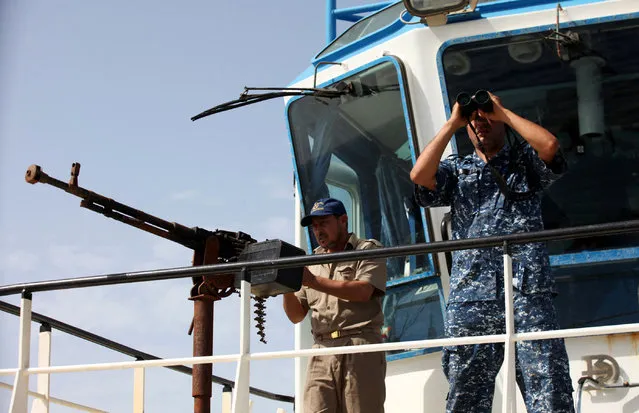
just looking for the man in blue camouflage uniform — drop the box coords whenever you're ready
[410,92,575,412]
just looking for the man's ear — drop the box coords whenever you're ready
[339,214,348,230]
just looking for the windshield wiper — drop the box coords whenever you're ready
[191,82,352,121]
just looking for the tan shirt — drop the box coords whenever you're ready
[295,233,387,338]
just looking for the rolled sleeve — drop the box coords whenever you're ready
[524,144,568,189]
[294,287,309,311]
[414,158,457,208]
[355,242,387,294]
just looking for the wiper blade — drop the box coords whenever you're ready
[191,83,352,121]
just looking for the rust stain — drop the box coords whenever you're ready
[605,333,639,355]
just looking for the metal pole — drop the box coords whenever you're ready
[0,381,107,412]
[133,359,145,413]
[326,0,336,44]
[192,296,214,413]
[502,242,516,413]
[3,219,639,297]
[332,2,393,18]
[232,269,251,413]
[191,239,221,413]
[31,323,52,413]
[293,185,308,412]
[0,300,294,403]
[221,385,233,413]
[10,291,33,413]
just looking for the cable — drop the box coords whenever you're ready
[576,376,639,413]
[399,9,422,25]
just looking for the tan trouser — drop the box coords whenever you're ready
[303,334,386,413]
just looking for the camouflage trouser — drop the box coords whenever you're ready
[442,294,575,413]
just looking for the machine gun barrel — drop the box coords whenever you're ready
[26,163,263,413]
[25,163,206,250]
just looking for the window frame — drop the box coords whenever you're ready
[286,55,438,284]
[435,12,639,267]
[285,56,448,360]
[314,2,405,62]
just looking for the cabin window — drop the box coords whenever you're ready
[287,58,445,355]
[441,18,639,329]
[316,2,405,59]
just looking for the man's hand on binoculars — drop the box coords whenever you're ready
[477,92,510,125]
[448,102,468,130]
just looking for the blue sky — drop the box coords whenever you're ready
[0,1,374,411]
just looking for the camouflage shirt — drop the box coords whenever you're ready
[415,143,567,303]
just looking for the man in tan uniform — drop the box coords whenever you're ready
[283,197,387,413]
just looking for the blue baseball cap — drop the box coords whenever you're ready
[301,198,347,227]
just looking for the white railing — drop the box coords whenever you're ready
[0,291,290,413]
[5,277,639,412]
[0,381,106,412]
[3,220,639,412]
[0,379,282,413]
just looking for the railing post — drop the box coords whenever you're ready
[221,385,233,413]
[231,268,251,413]
[133,358,145,413]
[326,0,337,44]
[31,323,52,413]
[502,242,516,413]
[9,291,33,413]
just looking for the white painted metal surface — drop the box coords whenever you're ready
[222,387,232,413]
[231,278,252,413]
[293,182,314,412]
[502,249,515,413]
[3,4,639,413]
[3,267,639,412]
[9,295,32,413]
[133,366,145,413]
[0,382,106,413]
[31,326,51,413]
[288,1,639,412]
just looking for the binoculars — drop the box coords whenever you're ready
[456,90,493,117]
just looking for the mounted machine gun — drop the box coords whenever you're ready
[24,162,304,413]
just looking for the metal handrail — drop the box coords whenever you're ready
[0,300,295,403]
[1,220,638,296]
[5,219,639,412]
[0,381,107,412]
[3,322,639,377]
